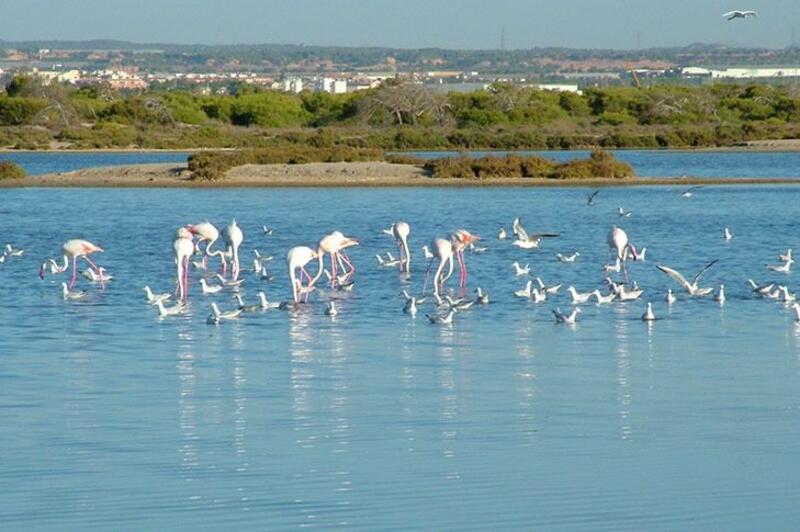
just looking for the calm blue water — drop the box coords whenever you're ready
[411,149,800,178]
[1,184,800,529]
[0,151,189,176]
[4,149,800,178]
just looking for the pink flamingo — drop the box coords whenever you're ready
[391,222,411,273]
[188,221,226,272]
[174,227,194,301]
[450,229,480,289]
[287,246,322,303]
[608,225,631,282]
[224,220,244,281]
[423,238,454,299]
[316,231,359,288]
[39,239,105,289]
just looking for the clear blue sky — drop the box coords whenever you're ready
[2,0,799,49]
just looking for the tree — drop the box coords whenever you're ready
[360,81,449,126]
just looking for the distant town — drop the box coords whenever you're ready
[4,40,800,96]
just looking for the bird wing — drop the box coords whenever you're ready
[656,265,692,290]
[722,10,740,18]
[530,233,560,240]
[692,259,719,285]
[512,218,529,241]
[686,186,704,193]
[587,190,599,203]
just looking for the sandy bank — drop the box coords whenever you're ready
[2,161,800,188]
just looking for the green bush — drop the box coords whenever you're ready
[0,160,26,179]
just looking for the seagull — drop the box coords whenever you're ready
[514,280,533,298]
[427,308,456,325]
[422,245,434,260]
[779,286,796,303]
[257,291,281,310]
[723,10,757,21]
[213,273,244,287]
[792,302,800,323]
[592,290,617,304]
[512,262,530,276]
[403,297,418,315]
[62,282,88,301]
[716,285,726,305]
[567,286,593,304]
[233,294,260,313]
[401,290,427,306]
[682,186,703,198]
[618,285,645,301]
[3,244,23,257]
[656,260,719,296]
[156,299,185,317]
[511,218,559,249]
[144,286,172,305]
[468,242,488,254]
[325,301,338,317]
[447,295,475,311]
[666,289,677,305]
[200,278,224,295]
[618,207,633,218]
[724,228,733,241]
[497,227,507,240]
[535,277,562,294]
[475,287,490,305]
[556,252,580,263]
[587,190,599,206]
[208,302,242,323]
[262,226,274,236]
[626,245,647,262]
[767,258,793,273]
[642,302,655,321]
[603,258,622,273]
[779,249,793,263]
[747,280,774,296]
[82,267,113,283]
[530,288,547,304]
[553,307,581,325]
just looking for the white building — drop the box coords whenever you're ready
[682,66,800,79]
[283,77,303,93]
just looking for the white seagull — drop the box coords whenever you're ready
[530,288,547,304]
[723,10,757,21]
[514,280,533,298]
[618,207,633,218]
[656,260,719,296]
[555,252,580,263]
[475,287,490,305]
[767,258,793,273]
[567,286,593,304]
[325,301,338,317]
[200,278,224,295]
[724,228,733,242]
[144,286,171,305]
[716,285,726,305]
[642,302,655,321]
[553,307,581,325]
[257,291,281,310]
[427,308,456,325]
[779,249,793,263]
[497,227,507,240]
[156,299,185,317]
[535,277,562,294]
[512,218,559,249]
[666,289,677,305]
[512,261,530,276]
[592,290,617,304]
[208,302,242,324]
[62,282,88,301]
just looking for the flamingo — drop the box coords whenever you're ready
[316,231,359,287]
[224,220,244,281]
[188,221,226,272]
[391,222,411,273]
[287,246,321,303]
[608,226,631,281]
[40,239,105,290]
[423,238,454,299]
[450,229,480,289]
[174,227,194,301]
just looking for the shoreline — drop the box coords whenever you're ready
[2,161,800,188]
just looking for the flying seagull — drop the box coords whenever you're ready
[587,190,599,206]
[511,218,559,249]
[723,10,757,21]
[656,259,719,296]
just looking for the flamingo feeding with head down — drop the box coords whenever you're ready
[223,219,244,281]
[287,246,321,303]
[450,229,480,289]
[39,239,105,289]
[174,227,194,301]
[608,226,631,280]
[423,238,454,299]
[316,231,359,288]
[188,221,226,272]
[391,222,411,273]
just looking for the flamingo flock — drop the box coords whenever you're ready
[19,198,800,329]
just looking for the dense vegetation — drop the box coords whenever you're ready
[188,145,633,181]
[3,75,800,151]
[0,160,26,180]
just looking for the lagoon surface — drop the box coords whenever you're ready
[6,149,800,178]
[2,181,800,529]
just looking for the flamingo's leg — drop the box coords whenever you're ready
[330,253,338,287]
[68,257,78,289]
[340,251,355,280]
[422,259,434,295]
